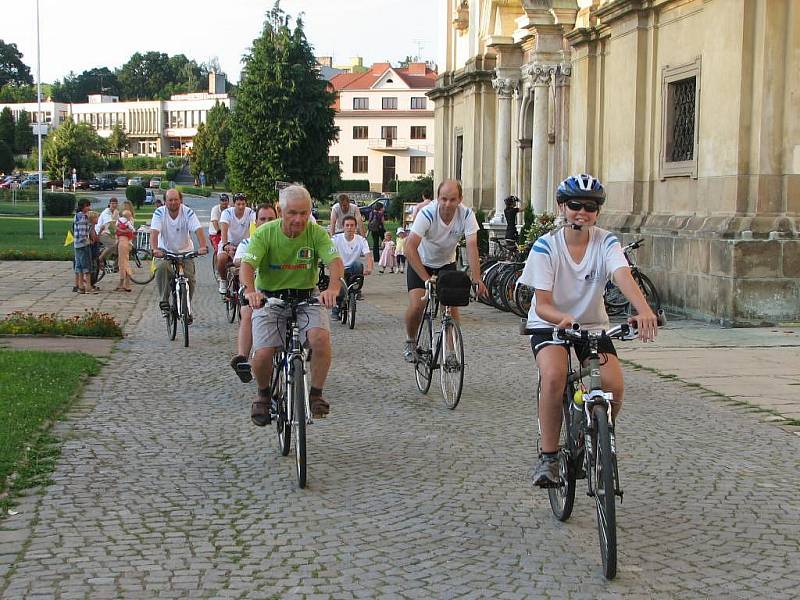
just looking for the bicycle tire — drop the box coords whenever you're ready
[339,294,348,325]
[604,281,628,316]
[482,263,504,307]
[414,314,434,394]
[479,261,501,305]
[593,403,617,579]
[347,291,357,329]
[291,356,307,488]
[166,289,177,340]
[514,279,533,318]
[499,265,522,313]
[92,257,105,285]
[489,264,514,310]
[225,293,237,323]
[179,282,189,347]
[129,249,155,284]
[635,271,661,313]
[274,358,290,456]
[439,318,464,410]
[548,393,577,521]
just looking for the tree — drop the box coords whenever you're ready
[0,83,36,103]
[14,110,34,155]
[0,107,14,151]
[0,140,13,174]
[118,52,206,100]
[191,102,230,186]
[0,40,33,88]
[43,119,105,180]
[227,2,339,202]
[50,67,120,103]
[108,123,128,157]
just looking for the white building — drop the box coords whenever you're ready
[329,62,436,193]
[0,72,232,157]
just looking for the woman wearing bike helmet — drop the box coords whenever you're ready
[519,173,658,488]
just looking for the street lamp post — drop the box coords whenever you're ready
[36,0,43,239]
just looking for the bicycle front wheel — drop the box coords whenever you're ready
[291,356,307,488]
[414,314,434,394]
[179,282,189,347]
[593,403,617,579]
[439,319,464,410]
[548,396,577,521]
[225,289,237,323]
[129,249,155,284]
[166,289,177,340]
[347,291,357,329]
[273,359,290,456]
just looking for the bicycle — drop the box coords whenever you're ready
[265,294,317,489]
[162,251,198,348]
[224,265,242,323]
[92,243,155,286]
[604,239,661,316]
[413,273,470,410]
[525,313,665,579]
[336,272,364,329]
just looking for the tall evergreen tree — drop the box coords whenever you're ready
[0,107,14,151]
[0,140,13,174]
[14,110,34,154]
[191,102,230,186]
[227,2,339,202]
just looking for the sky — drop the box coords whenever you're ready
[3,0,440,85]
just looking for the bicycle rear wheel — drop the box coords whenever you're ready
[129,249,155,284]
[166,289,177,340]
[514,280,533,317]
[179,282,189,347]
[414,314,434,394]
[593,403,617,579]
[273,358,290,456]
[604,281,628,316]
[635,271,661,313]
[291,356,307,488]
[347,291,357,329]
[548,395,577,521]
[439,318,464,410]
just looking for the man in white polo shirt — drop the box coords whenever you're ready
[402,179,488,362]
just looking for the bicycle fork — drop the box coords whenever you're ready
[288,325,313,426]
[583,394,623,501]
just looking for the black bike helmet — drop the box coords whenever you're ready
[556,174,606,204]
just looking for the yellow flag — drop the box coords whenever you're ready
[64,230,74,246]
[150,257,157,273]
[249,220,256,237]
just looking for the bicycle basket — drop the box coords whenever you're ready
[437,270,471,307]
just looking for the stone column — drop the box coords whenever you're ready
[527,64,553,214]
[490,75,518,224]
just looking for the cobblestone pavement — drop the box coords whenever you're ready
[1,256,799,599]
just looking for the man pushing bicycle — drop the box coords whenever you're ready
[240,185,343,426]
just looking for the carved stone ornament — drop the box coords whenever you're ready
[453,0,469,30]
[492,76,518,98]
[522,62,571,86]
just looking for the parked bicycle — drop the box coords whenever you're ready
[92,244,154,286]
[162,251,198,347]
[266,295,318,489]
[337,272,364,329]
[604,239,661,316]
[525,312,666,579]
[413,272,471,409]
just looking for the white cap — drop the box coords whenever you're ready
[396,227,405,235]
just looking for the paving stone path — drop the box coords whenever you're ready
[1,255,799,599]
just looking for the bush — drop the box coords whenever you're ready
[0,310,123,337]
[121,156,170,170]
[104,157,123,170]
[336,179,371,192]
[43,192,76,216]
[126,184,146,208]
[165,167,180,180]
[0,249,72,261]
[176,185,211,197]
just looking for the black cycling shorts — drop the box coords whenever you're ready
[406,262,456,291]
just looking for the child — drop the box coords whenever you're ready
[73,199,96,294]
[115,209,135,291]
[378,230,397,274]
[394,228,407,274]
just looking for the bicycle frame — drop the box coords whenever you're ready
[269,298,313,427]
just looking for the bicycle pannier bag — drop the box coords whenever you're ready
[437,270,471,307]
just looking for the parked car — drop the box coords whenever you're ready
[149,177,161,188]
[20,175,50,189]
[144,189,155,204]
[115,176,128,187]
[359,196,392,221]
[74,178,91,190]
[89,177,116,190]
[127,176,144,187]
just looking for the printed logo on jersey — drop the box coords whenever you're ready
[297,247,313,261]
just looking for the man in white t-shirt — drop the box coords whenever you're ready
[150,188,208,315]
[208,193,229,254]
[403,179,488,362]
[331,215,373,318]
[216,193,255,293]
[519,173,658,488]
[95,197,119,264]
[328,193,365,237]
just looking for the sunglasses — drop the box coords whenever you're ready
[565,200,600,213]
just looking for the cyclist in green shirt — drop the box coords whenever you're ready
[240,185,343,424]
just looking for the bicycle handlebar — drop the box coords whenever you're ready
[421,275,437,302]
[265,296,320,309]
[162,251,200,261]
[520,310,666,338]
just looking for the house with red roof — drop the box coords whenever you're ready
[329,62,436,193]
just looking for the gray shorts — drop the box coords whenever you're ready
[251,301,330,351]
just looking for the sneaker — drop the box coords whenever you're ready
[72,286,79,293]
[532,454,560,488]
[159,301,170,312]
[185,314,194,325]
[331,307,340,320]
[218,280,227,294]
[403,341,417,363]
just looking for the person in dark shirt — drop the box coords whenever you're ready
[504,195,520,241]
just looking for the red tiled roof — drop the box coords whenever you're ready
[330,63,437,91]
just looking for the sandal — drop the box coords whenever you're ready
[309,394,330,419]
[251,398,270,427]
[230,355,253,383]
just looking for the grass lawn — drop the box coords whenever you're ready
[0,349,101,512]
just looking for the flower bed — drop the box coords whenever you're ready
[0,310,123,337]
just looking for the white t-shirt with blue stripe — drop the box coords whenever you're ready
[410,201,479,268]
[519,226,629,330]
[150,205,202,254]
